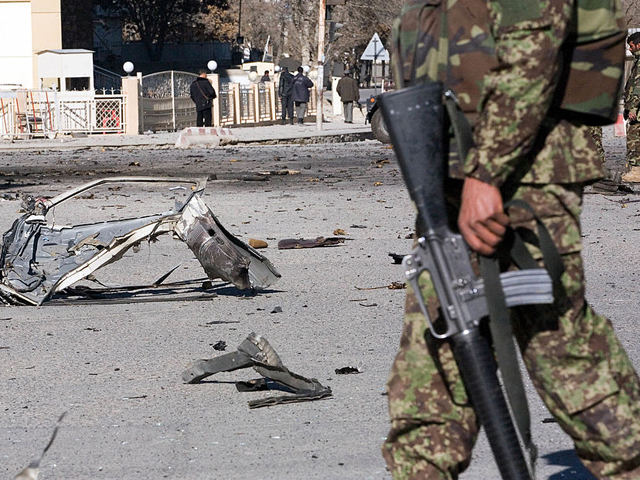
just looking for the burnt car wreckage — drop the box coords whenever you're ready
[0,177,281,305]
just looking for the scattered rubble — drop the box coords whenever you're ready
[0,178,280,305]
[277,237,346,249]
[13,412,66,480]
[182,332,332,408]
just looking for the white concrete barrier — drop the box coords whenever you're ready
[175,127,238,148]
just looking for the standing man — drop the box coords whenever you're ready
[278,67,294,125]
[260,70,271,83]
[291,66,314,125]
[189,69,216,127]
[383,1,640,479]
[623,32,640,182]
[336,69,360,124]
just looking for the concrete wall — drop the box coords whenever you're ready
[31,0,62,87]
[0,0,62,88]
[0,1,33,87]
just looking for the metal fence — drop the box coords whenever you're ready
[139,71,317,132]
[219,83,235,126]
[0,90,126,138]
[140,71,197,132]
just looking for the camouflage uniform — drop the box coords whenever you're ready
[625,51,640,166]
[383,0,640,478]
[590,126,605,162]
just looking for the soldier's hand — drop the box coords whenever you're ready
[458,177,510,256]
[630,111,638,122]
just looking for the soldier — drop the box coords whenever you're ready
[623,32,640,182]
[383,1,640,479]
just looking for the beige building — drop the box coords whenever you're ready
[0,0,62,88]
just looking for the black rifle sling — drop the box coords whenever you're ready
[505,199,565,291]
[479,254,537,472]
[444,94,473,162]
[479,204,565,473]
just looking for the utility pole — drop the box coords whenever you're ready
[316,0,326,131]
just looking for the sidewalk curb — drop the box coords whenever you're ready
[0,126,375,151]
[236,131,374,145]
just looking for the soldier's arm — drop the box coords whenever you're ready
[462,0,572,188]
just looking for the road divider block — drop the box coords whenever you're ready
[175,127,238,148]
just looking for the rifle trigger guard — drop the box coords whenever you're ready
[402,244,455,340]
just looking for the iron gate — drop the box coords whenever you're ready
[140,71,198,132]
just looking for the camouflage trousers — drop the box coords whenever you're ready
[626,121,640,166]
[382,183,640,479]
[589,126,605,163]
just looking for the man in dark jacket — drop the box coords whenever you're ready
[336,69,360,123]
[291,66,314,125]
[189,70,217,127]
[278,67,294,125]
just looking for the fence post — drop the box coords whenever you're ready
[121,76,140,135]
[269,81,277,121]
[253,83,260,123]
[208,73,220,127]
[233,83,241,125]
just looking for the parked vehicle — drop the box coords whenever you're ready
[365,95,390,144]
[364,79,394,144]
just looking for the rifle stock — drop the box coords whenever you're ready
[378,83,536,480]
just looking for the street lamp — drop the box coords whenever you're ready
[123,61,134,76]
[208,60,217,72]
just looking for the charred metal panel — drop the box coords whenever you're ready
[0,178,280,305]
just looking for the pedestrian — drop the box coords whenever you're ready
[336,69,360,123]
[291,66,314,125]
[383,1,640,479]
[623,32,640,182]
[278,67,294,125]
[260,70,271,83]
[189,69,217,127]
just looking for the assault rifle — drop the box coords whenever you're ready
[379,82,553,480]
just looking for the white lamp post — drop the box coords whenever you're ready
[123,61,134,76]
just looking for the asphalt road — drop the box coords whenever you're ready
[1,133,639,479]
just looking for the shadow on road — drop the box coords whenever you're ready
[543,450,597,480]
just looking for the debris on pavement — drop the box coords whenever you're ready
[0,178,281,305]
[13,412,66,480]
[588,178,634,195]
[182,332,332,408]
[277,237,345,249]
[248,238,268,249]
[335,366,363,375]
[354,282,406,291]
[389,253,405,264]
[212,340,227,351]
[333,228,347,235]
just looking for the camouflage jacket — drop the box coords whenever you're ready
[393,0,619,187]
[625,51,640,114]
[464,0,609,187]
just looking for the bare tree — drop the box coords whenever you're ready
[97,0,229,60]
[623,0,640,28]
[200,0,402,68]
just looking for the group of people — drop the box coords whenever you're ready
[190,65,362,128]
[277,66,314,125]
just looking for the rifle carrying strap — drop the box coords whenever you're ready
[479,201,565,475]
